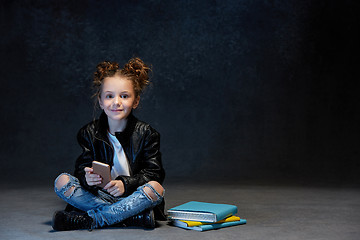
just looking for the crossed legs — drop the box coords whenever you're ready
[54,173,164,229]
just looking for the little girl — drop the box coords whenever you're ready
[52,57,165,231]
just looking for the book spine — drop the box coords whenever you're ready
[167,211,216,222]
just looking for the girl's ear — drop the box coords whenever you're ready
[133,96,140,109]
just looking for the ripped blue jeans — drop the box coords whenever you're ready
[54,173,163,229]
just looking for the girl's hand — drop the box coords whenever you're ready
[104,180,125,197]
[84,167,102,186]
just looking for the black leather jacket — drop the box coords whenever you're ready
[70,111,166,219]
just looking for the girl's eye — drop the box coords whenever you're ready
[121,95,129,99]
[105,95,113,99]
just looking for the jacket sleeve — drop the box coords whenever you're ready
[74,126,98,193]
[116,129,165,196]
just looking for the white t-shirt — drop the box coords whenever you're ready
[107,132,131,179]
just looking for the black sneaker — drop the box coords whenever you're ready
[52,210,94,231]
[123,209,155,229]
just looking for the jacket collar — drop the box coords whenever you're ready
[95,111,137,144]
[115,112,137,145]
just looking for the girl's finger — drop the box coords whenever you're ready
[91,175,101,181]
[104,181,114,190]
[109,185,119,194]
[107,186,115,192]
[110,188,118,196]
[84,167,93,173]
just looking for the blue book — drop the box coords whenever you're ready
[167,201,238,223]
[173,219,247,231]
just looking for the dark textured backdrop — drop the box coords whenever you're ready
[0,0,359,186]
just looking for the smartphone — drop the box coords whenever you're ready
[92,161,111,188]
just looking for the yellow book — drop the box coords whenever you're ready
[178,215,241,227]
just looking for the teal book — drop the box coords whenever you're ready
[172,219,247,231]
[167,201,238,223]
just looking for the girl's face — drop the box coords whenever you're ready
[98,75,139,126]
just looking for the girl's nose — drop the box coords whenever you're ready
[114,96,121,105]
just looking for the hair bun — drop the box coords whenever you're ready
[93,61,120,87]
[122,57,150,92]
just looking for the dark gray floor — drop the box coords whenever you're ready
[0,182,359,240]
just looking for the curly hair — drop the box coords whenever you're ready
[93,57,151,99]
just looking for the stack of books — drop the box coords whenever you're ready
[167,201,246,231]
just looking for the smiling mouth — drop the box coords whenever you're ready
[111,109,124,112]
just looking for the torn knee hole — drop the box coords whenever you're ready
[148,181,164,196]
[55,174,70,191]
[143,186,159,201]
[55,174,75,197]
